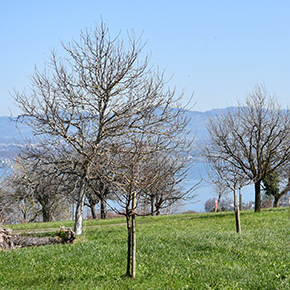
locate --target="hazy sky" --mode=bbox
[1,0,290,116]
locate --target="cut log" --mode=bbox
[0,227,75,250]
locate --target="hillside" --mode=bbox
[1,208,290,289]
[0,117,33,159]
[0,116,33,144]
[0,107,232,157]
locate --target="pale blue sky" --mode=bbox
[1,0,290,116]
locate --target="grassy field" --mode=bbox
[1,208,290,289]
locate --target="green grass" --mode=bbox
[1,208,290,289]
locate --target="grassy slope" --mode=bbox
[1,208,290,289]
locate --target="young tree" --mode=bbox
[206,85,290,212]
[104,119,193,277]
[203,155,247,233]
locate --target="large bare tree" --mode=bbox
[13,21,194,237]
[206,85,290,212]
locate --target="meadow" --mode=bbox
[1,208,290,289]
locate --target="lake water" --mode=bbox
[182,162,255,212]
[0,163,255,213]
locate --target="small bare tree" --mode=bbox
[203,150,250,233]
[105,121,194,277]
[211,180,231,212]
[204,162,231,211]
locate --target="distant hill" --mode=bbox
[0,107,234,157]
[183,107,238,142]
[0,116,33,144]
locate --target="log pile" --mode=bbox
[0,227,75,250]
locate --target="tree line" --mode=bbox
[1,20,290,277]
[203,85,290,233]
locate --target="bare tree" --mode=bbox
[206,85,290,212]
[13,21,193,235]
[103,114,194,278]
[1,173,41,224]
[211,181,231,212]
[204,162,231,211]
[87,156,114,220]
[140,150,195,216]
[203,153,247,233]
[12,21,195,280]
[85,189,99,219]
[2,147,72,223]
[274,173,290,207]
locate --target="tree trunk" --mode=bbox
[100,197,107,219]
[125,190,137,278]
[42,206,53,222]
[217,194,221,211]
[71,200,75,221]
[150,195,154,216]
[234,189,241,233]
[254,180,261,212]
[155,202,161,216]
[22,208,27,224]
[87,193,98,219]
[74,176,87,235]
[126,215,132,277]
[273,184,290,208]
[131,190,137,278]
[239,188,242,211]
[90,205,97,219]
[273,196,280,208]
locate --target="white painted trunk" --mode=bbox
[74,177,87,235]
[131,190,137,278]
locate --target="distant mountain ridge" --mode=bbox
[0,116,33,144]
[0,107,235,145]
[183,107,238,142]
